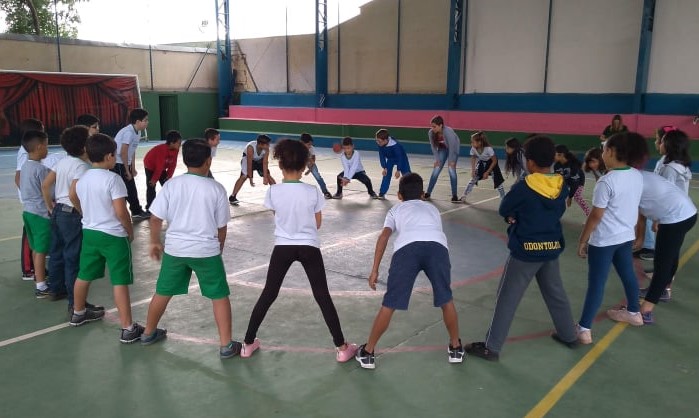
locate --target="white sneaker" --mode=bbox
[577,325,592,345]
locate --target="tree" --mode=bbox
[1,0,87,38]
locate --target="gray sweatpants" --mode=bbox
[485,256,577,353]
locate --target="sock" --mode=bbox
[36,282,48,291]
[74,309,86,316]
[577,325,590,332]
[497,186,505,198]
[123,323,135,331]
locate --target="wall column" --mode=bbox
[446,0,465,109]
[315,0,328,107]
[215,0,233,116]
[633,0,656,113]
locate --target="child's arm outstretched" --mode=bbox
[369,227,392,290]
[113,197,134,242]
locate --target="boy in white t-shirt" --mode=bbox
[334,136,377,199]
[141,139,241,358]
[228,134,276,205]
[112,108,149,219]
[71,133,144,344]
[355,173,464,369]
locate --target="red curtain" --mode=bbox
[0,72,140,144]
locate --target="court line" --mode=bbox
[524,236,699,418]
[0,193,501,350]
[0,235,21,242]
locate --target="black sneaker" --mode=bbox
[464,341,499,361]
[551,333,579,349]
[638,249,655,261]
[35,288,51,299]
[639,287,672,302]
[377,194,387,200]
[86,301,105,311]
[451,195,461,204]
[48,291,67,301]
[141,328,168,346]
[132,211,150,221]
[229,195,239,206]
[423,192,431,200]
[220,340,243,359]
[323,192,333,199]
[120,322,145,344]
[69,309,105,326]
[369,192,378,199]
[355,344,375,369]
[333,193,343,200]
[448,339,466,364]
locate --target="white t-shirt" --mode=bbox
[53,156,91,206]
[383,200,449,253]
[340,150,364,179]
[639,171,696,224]
[264,182,324,247]
[470,146,495,162]
[589,168,643,247]
[114,125,140,165]
[76,168,128,237]
[149,173,230,258]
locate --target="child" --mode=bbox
[334,136,377,199]
[625,135,696,324]
[599,114,627,148]
[425,115,460,202]
[375,128,411,200]
[143,130,182,211]
[241,139,357,362]
[465,136,578,361]
[142,139,241,358]
[554,145,591,217]
[19,130,51,297]
[577,132,644,344]
[504,137,528,183]
[228,134,276,205]
[355,173,463,369]
[461,131,505,202]
[300,133,333,199]
[40,126,105,314]
[75,114,100,136]
[583,147,606,181]
[71,133,143,344]
[113,108,149,219]
[204,128,220,178]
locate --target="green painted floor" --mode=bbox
[1,143,698,418]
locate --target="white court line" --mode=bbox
[0,194,499,349]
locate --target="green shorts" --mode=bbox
[22,211,51,254]
[156,253,229,299]
[78,229,133,286]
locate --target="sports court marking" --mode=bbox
[0,235,21,242]
[524,237,699,418]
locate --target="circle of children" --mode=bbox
[16,110,695,368]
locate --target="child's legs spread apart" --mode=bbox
[298,246,345,347]
[610,241,640,312]
[310,164,329,194]
[244,245,298,344]
[190,254,232,344]
[579,244,616,328]
[419,242,461,346]
[427,148,448,194]
[573,187,591,216]
[447,155,459,196]
[464,160,486,196]
[352,171,376,195]
[646,214,696,304]
[534,258,577,342]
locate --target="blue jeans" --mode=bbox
[48,204,83,305]
[642,219,655,250]
[308,164,329,195]
[426,148,458,196]
[579,241,639,328]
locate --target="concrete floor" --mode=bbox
[1,142,698,418]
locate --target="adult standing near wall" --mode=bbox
[599,115,628,148]
[425,116,461,203]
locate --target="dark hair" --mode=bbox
[21,130,48,153]
[256,134,272,144]
[524,135,556,168]
[662,129,691,167]
[606,132,644,164]
[583,147,606,173]
[273,138,309,172]
[76,114,99,127]
[554,144,582,170]
[341,136,353,146]
[299,133,313,144]
[398,172,423,201]
[60,125,89,157]
[128,108,148,124]
[470,130,491,148]
[19,118,44,134]
[375,129,389,140]
[204,128,219,140]
[430,115,444,126]
[612,114,622,121]
[504,137,523,176]
[86,133,116,163]
[182,138,211,168]
[165,130,182,145]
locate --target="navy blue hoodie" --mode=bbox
[499,173,568,262]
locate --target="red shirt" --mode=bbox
[143,144,179,183]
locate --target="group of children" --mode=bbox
[13,109,696,368]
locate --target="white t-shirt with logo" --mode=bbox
[76,168,128,237]
[639,171,696,224]
[149,173,230,258]
[470,146,495,162]
[264,182,324,247]
[589,167,643,247]
[383,200,449,253]
[53,156,91,206]
[114,125,140,165]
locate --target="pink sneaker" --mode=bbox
[241,338,260,358]
[607,307,643,326]
[336,343,358,363]
[577,325,592,345]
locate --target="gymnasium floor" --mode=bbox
[1,141,698,418]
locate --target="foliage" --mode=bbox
[1,0,86,38]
